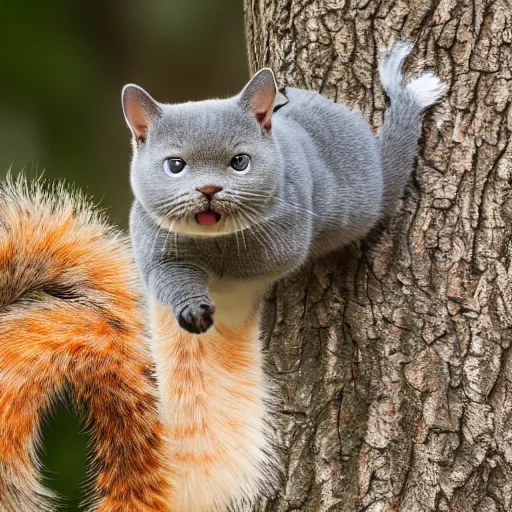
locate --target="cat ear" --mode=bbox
[238,68,277,132]
[122,84,162,143]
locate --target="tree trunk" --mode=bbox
[244,1,512,511]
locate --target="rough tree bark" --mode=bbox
[244,1,512,511]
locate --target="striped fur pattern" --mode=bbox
[150,300,276,512]
[0,177,174,511]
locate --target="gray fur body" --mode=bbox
[127,43,446,332]
[131,88,380,274]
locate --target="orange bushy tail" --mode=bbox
[0,176,174,511]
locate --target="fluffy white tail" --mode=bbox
[377,42,447,215]
[379,41,448,110]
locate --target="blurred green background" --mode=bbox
[0,0,247,509]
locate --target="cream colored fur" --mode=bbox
[150,284,275,512]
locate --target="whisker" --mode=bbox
[238,216,247,250]
[239,212,268,252]
[244,197,340,228]
[238,202,265,221]
[238,208,278,255]
[232,216,241,255]
[230,189,275,199]
[233,189,340,222]
[165,200,192,218]
[229,190,273,206]
[270,196,322,218]
[154,191,189,207]
[238,202,297,232]
[150,229,163,257]
[162,220,175,253]
[235,209,260,244]
[228,197,265,213]
[162,228,171,253]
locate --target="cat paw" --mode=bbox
[177,299,215,334]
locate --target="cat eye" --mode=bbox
[230,154,250,172]
[164,158,187,176]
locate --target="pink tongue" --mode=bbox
[196,211,219,226]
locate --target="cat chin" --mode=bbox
[157,214,244,237]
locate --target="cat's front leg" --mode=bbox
[148,262,214,334]
[130,203,215,334]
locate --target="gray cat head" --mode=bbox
[122,70,282,236]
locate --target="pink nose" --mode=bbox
[196,185,223,199]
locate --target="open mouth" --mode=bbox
[195,209,222,226]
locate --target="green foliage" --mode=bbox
[42,404,88,509]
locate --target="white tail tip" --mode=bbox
[406,71,448,109]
